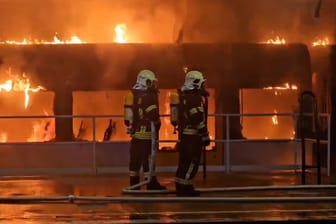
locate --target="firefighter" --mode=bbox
[170,70,210,196]
[124,69,167,190]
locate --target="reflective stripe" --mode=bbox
[138,108,144,119]
[182,128,198,135]
[144,172,156,178]
[197,106,204,112]
[185,163,195,180]
[196,122,205,130]
[145,104,157,113]
[189,106,204,115]
[132,124,152,139]
[144,172,150,178]
[129,171,140,177]
[189,107,198,115]
[133,132,152,139]
[175,177,193,185]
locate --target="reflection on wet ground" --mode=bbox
[0,171,336,223]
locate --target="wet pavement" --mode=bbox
[0,171,336,223]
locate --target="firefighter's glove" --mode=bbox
[201,132,210,146]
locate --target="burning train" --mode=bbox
[0,41,332,173]
[0,0,335,175]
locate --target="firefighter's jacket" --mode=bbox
[124,89,161,140]
[170,89,208,136]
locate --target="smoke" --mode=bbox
[182,0,335,43]
[0,0,178,43]
[0,0,335,43]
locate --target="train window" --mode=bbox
[240,87,298,139]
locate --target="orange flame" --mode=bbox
[114,24,128,43]
[272,110,279,125]
[0,35,86,45]
[0,69,46,109]
[312,37,330,47]
[264,83,297,97]
[27,118,54,142]
[264,83,298,90]
[262,36,286,45]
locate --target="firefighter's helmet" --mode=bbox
[134,69,157,90]
[183,70,206,90]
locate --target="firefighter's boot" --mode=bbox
[175,182,200,197]
[130,176,140,190]
[146,176,167,190]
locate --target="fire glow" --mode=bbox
[312,37,330,47]
[263,36,286,45]
[0,69,46,109]
[241,87,297,140]
[272,110,279,125]
[264,83,298,90]
[114,24,128,43]
[0,35,86,45]
[1,23,131,45]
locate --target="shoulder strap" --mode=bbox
[202,94,208,127]
[177,89,186,107]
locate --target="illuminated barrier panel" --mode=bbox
[0,91,55,143]
[0,142,130,175]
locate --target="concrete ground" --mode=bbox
[0,171,336,223]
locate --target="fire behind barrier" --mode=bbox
[0,43,314,142]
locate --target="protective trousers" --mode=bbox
[175,134,203,186]
[129,138,151,176]
[129,138,166,190]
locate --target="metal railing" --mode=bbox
[205,112,330,176]
[0,112,331,176]
[299,91,322,184]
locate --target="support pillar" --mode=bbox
[53,82,74,141]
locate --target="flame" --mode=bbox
[0,68,46,109]
[51,35,85,44]
[264,83,298,90]
[312,37,330,47]
[272,110,279,125]
[262,36,286,45]
[114,24,128,43]
[27,119,54,142]
[0,35,86,45]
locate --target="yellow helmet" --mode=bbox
[134,69,157,90]
[183,70,206,90]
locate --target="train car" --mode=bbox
[0,42,329,175]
